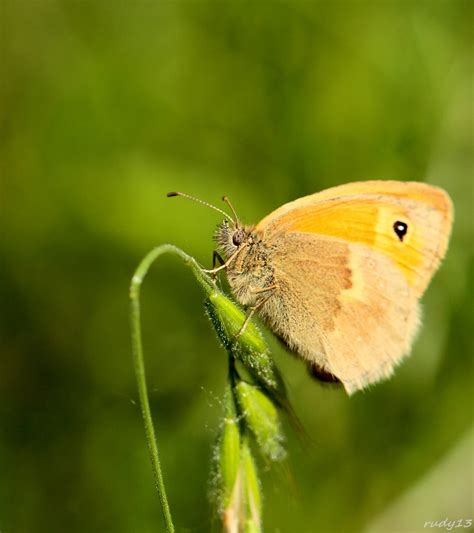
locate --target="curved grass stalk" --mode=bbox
[129,244,212,533]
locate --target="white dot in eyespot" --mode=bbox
[393,221,408,241]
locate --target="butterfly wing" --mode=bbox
[257,180,453,297]
[255,181,453,393]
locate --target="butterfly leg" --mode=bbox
[212,251,225,269]
[234,307,257,340]
[234,285,278,339]
[201,244,248,274]
[210,251,225,281]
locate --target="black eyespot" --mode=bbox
[232,229,246,246]
[393,221,408,242]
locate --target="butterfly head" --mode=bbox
[214,219,253,260]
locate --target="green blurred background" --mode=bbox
[1,1,472,532]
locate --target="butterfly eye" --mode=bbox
[232,229,246,246]
[393,221,408,242]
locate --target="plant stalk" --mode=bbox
[129,244,211,533]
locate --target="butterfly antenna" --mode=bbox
[222,196,240,227]
[167,191,235,223]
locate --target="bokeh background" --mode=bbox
[1,1,472,532]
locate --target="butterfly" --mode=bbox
[169,181,453,394]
